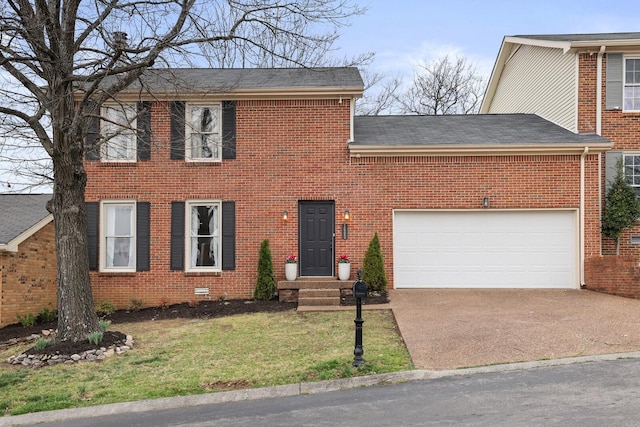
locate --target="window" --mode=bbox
[101,104,137,161]
[186,200,221,271]
[101,201,136,271]
[186,103,222,161]
[624,154,640,197]
[624,58,640,111]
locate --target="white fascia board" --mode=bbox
[349,142,613,157]
[504,36,572,52]
[0,214,53,253]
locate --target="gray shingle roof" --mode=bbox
[352,114,610,146]
[110,67,364,93]
[512,33,640,42]
[0,194,52,244]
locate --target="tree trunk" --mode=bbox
[52,130,100,342]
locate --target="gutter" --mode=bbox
[348,142,612,157]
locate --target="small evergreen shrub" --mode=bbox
[38,308,57,323]
[95,301,116,316]
[16,313,36,327]
[129,299,144,312]
[88,331,104,345]
[603,159,640,254]
[254,239,276,300]
[362,232,388,293]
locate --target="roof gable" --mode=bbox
[0,194,53,252]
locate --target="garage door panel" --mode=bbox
[393,210,577,289]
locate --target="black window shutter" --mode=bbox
[136,202,150,271]
[606,53,623,110]
[170,101,185,160]
[85,106,101,161]
[222,101,236,160]
[170,201,185,270]
[137,101,151,161]
[86,202,99,270]
[222,201,236,270]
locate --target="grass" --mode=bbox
[0,310,412,416]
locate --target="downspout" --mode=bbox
[580,146,588,288]
[349,97,355,143]
[596,46,605,135]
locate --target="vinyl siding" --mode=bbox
[487,45,577,132]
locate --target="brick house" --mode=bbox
[0,194,56,326]
[83,67,610,308]
[481,32,640,297]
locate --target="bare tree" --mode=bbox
[356,68,402,115]
[0,0,363,342]
[398,55,486,115]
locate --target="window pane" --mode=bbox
[189,204,219,268]
[187,105,220,160]
[103,105,136,160]
[104,204,134,269]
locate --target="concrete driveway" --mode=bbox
[389,289,640,370]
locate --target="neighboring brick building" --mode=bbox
[82,67,610,308]
[0,194,56,327]
[481,32,640,297]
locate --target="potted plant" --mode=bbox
[338,254,351,281]
[285,254,297,281]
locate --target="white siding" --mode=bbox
[487,45,577,132]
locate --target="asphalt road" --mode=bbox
[24,357,640,427]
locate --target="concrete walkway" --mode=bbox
[389,289,640,370]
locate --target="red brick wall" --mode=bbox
[0,222,57,327]
[85,98,600,308]
[579,54,640,258]
[585,255,640,299]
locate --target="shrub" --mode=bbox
[254,239,276,300]
[129,299,144,312]
[88,331,104,345]
[38,307,57,323]
[34,338,50,351]
[362,232,388,293]
[95,301,116,316]
[16,313,36,327]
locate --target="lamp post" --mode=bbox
[352,269,367,367]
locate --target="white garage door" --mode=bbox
[393,210,578,289]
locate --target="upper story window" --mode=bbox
[101,200,136,272]
[624,58,640,111]
[186,103,222,161]
[101,104,137,161]
[186,200,221,271]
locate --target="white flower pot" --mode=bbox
[338,263,351,281]
[285,263,297,281]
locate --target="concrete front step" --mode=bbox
[277,279,346,290]
[298,288,341,307]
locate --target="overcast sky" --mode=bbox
[337,0,638,79]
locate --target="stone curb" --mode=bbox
[3,351,640,426]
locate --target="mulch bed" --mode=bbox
[2,293,388,358]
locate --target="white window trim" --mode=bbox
[624,56,640,113]
[100,200,136,273]
[185,102,222,162]
[100,103,137,162]
[185,199,222,272]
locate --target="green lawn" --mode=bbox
[0,310,412,416]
